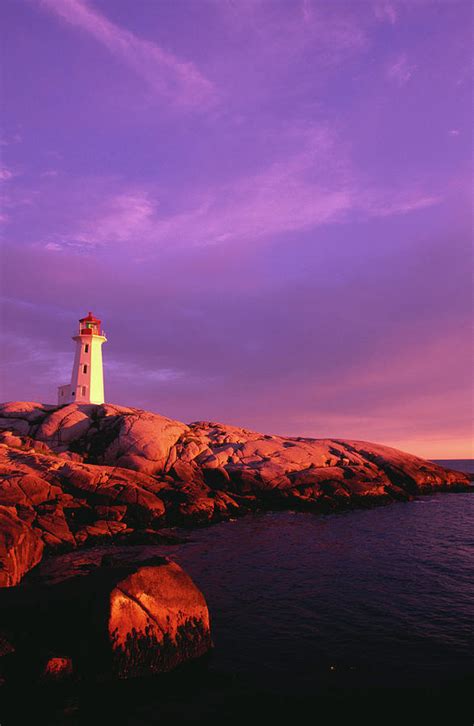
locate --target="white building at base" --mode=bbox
[58,312,107,405]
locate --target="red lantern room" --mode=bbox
[79,311,101,336]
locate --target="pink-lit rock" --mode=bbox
[109,560,211,677]
[0,505,44,586]
[0,401,470,585]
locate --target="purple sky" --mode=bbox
[1,0,472,457]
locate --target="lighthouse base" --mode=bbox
[57,383,104,406]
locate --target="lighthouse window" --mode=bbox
[83,364,88,374]
[82,386,86,396]
[84,344,89,353]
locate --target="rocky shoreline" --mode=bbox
[0,401,470,688]
[0,400,470,587]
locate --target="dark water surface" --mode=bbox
[5,489,474,725]
[157,492,474,722]
[432,459,474,474]
[168,494,474,692]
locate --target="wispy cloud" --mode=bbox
[44,190,156,251]
[386,53,415,86]
[78,191,154,247]
[42,126,353,251]
[0,168,14,182]
[364,191,442,217]
[214,0,367,67]
[0,331,72,389]
[41,124,442,254]
[107,359,184,384]
[0,133,22,147]
[40,0,216,109]
[0,168,16,223]
[374,2,398,25]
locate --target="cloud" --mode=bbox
[301,0,313,24]
[40,0,215,109]
[386,53,415,85]
[41,125,353,251]
[0,169,16,223]
[40,125,442,253]
[0,331,72,397]
[0,168,14,181]
[365,191,442,217]
[72,191,156,248]
[213,0,367,68]
[107,359,185,384]
[0,133,22,147]
[374,2,397,25]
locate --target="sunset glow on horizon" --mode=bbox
[0,0,472,459]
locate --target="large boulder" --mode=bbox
[0,555,212,683]
[109,559,211,677]
[35,404,95,448]
[0,402,55,424]
[98,408,189,474]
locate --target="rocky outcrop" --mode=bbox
[0,506,44,587]
[0,401,470,584]
[0,554,211,685]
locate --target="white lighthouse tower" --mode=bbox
[58,312,107,405]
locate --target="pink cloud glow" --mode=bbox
[386,53,415,86]
[40,0,216,108]
[29,123,444,254]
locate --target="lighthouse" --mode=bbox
[57,312,107,405]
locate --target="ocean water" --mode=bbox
[165,492,474,690]
[5,486,474,725]
[432,459,474,474]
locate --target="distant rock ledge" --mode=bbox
[0,401,470,587]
